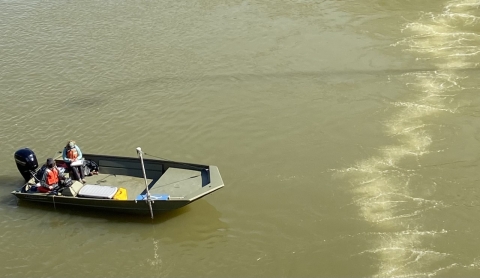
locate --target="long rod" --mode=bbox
[137,147,154,219]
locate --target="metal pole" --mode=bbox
[137,147,154,219]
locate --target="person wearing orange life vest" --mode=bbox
[39,158,66,193]
[62,140,86,183]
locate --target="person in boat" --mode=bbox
[39,158,66,193]
[62,140,86,183]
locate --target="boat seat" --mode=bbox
[78,184,118,199]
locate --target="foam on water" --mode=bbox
[334,0,480,276]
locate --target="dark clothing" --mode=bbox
[62,144,85,182]
[67,161,85,181]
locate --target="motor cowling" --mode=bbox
[14,148,39,182]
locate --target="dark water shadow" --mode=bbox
[12,200,193,224]
[1,173,228,247]
[0,172,182,223]
[0,175,26,205]
[0,175,220,226]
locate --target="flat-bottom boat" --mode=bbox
[11,147,224,218]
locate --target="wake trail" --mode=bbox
[334,0,480,276]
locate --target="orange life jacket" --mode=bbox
[66,147,78,160]
[46,168,59,185]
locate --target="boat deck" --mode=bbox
[82,173,151,200]
[148,167,204,199]
[80,167,204,200]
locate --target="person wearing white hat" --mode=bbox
[62,140,86,183]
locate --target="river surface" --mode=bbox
[1,0,480,277]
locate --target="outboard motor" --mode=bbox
[14,148,39,182]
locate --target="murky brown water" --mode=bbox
[1,0,480,277]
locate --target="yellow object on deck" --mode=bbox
[113,187,128,200]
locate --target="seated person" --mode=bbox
[39,158,66,193]
[62,140,86,183]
